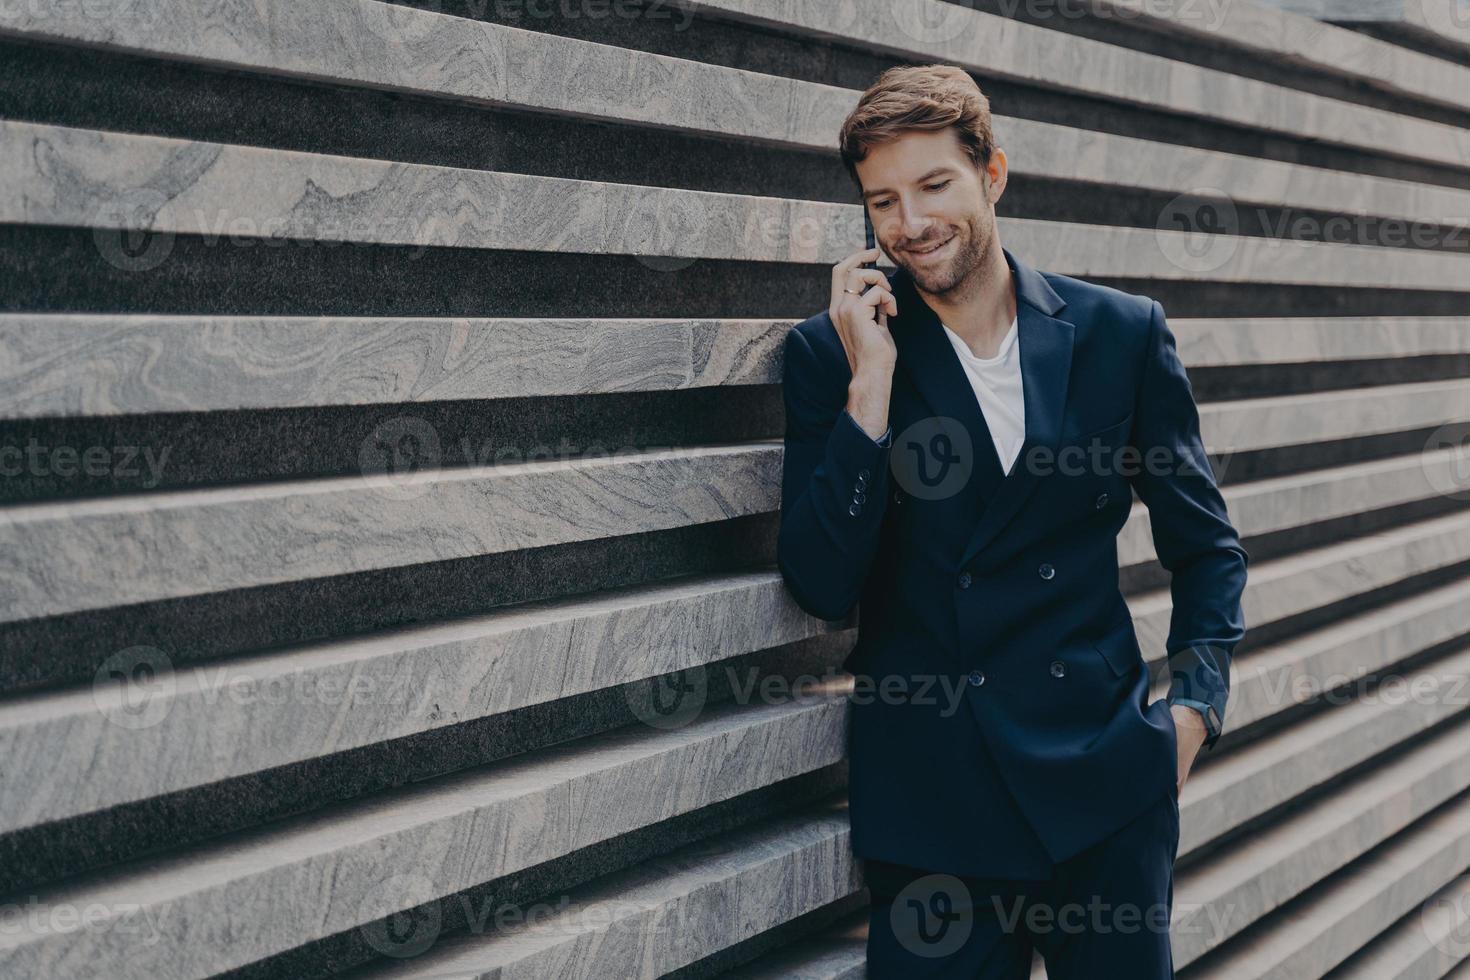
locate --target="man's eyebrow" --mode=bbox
[861,167,957,201]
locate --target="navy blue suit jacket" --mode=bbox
[777,245,1249,877]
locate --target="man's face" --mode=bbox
[855,128,1004,297]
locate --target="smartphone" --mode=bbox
[863,209,877,270]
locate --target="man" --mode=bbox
[776,65,1248,978]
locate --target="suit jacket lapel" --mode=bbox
[887,246,1076,569]
[888,266,1007,504]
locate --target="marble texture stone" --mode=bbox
[355,800,858,979]
[1170,316,1470,367]
[11,120,1470,295]
[0,571,837,835]
[1177,629,1470,853]
[1327,872,1470,978]
[2,0,1468,172]
[0,443,783,623]
[0,313,788,419]
[1130,507,1470,664]
[681,0,1470,168]
[1176,717,1470,963]
[1251,0,1470,56]
[1093,0,1470,114]
[5,120,1470,291]
[0,693,850,979]
[1118,444,1466,567]
[1178,762,1470,974]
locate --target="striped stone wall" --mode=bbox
[1,0,1469,977]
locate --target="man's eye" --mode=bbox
[874,201,893,211]
[926,181,951,192]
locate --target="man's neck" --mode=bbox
[919,244,1017,361]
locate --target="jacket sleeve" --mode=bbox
[776,322,895,622]
[1130,299,1250,751]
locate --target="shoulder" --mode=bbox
[1042,270,1156,332]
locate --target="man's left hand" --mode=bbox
[1170,704,1208,795]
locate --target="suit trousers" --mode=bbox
[863,784,1180,978]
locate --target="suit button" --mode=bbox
[853,491,867,505]
[968,669,985,686]
[957,571,972,590]
[893,489,903,504]
[857,468,871,482]
[1050,660,1066,678]
[848,502,862,517]
[1095,492,1109,509]
[1038,562,1055,580]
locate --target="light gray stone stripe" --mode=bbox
[717,913,867,980]
[1118,445,1468,567]
[1130,507,1470,666]
[1179,746,1470,973]
[11,505,1466,836]
[5,121,1470,290]
[0,315,791,420]
[5,311,1465,421]
[1173,681,1470,966]
[1,426,1459,624]
[0,693,849,980]
[0,571,839,835]
[0,443,784,623]
[0,0,853,150]
[354,802,857,980]
[1252,0,1470,57]
[680,0,1470,169]
[1200,377,1470,453]
[1327,871,1470,979]
[1091,0,1470,115]
[4,0,1467,169]
[16,109,1470,269]
[1171,316,1470,367]
[1181,590,1470,852]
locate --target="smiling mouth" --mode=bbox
[908,237,953,256]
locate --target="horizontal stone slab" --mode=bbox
[0,571,838,835]
[0,443,783,623]
[354,799,857,979]
[1199,378,1470,454]
[4,426,1456,624]
[5,121,1470,290]
[5,0,1465,171]
[681,0,1470,170]
[1253,0,1470,57]
[1326,868,1470,979]
[1181,752,1470,974]
[0,692,849,979]
[1130,507,1470,664]
[1174,706,1470,965]
[5,311,1467,422]
[1119,444,1466,567]
[1091,0,1470,117]
[1171,316,1470,368]
[0,313,790,419]
[1180,630,1470,854]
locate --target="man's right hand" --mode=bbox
[830,246,898,441]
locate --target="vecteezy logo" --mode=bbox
[625,666,708,731]
[93,187,174,273]
[357,873,443,959]
[1154,187,1239,276]
[358,415,442,501]
[889,873,975,958]
[891,416,973,501]
[92,646,176,730]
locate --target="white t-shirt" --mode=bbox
[939,315,1024,475]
